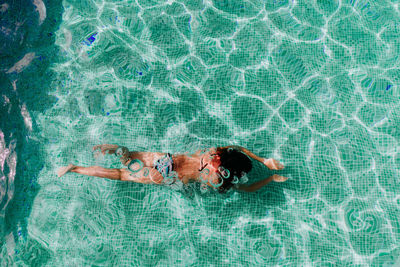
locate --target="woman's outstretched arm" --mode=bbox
[236,175,288,192]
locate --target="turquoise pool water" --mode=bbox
[1,0,400,266]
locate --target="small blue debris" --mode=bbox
[15,249,18,254]
[138,72,142,75]
[83,33,98,46]
[106,112,110,115]
[386,84,392,91]
[18,231,22,236]
[102,108,104,111]
[87,34,97,43]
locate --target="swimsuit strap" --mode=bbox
[199,157,208,172]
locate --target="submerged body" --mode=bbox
[58,144,288,192]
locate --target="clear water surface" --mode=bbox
[1,0,400,266]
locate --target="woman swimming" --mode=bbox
[57,144,288,192]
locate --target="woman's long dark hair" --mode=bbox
[213,147,252,193]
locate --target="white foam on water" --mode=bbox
[0,3,9,13]
[165,123,188,139]
[6,53,36,74]
[20,103,33,132]
[0,25,12,36]
[63,29,72,50]
[0,132,16,220]
[5,232,15,256]
[33,0,46,25]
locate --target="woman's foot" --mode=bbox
[272,174,289,182]
[264,158,285,170]
[57,164,75,177]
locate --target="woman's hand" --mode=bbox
[263,158,285,170]
[272,174,288,182]
[93,144,119,155]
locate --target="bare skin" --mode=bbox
[57,144,288,192]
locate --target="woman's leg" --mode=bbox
[58,164,164,184]
[70,165,120,180]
